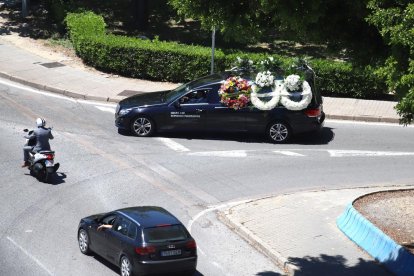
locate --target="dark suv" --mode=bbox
[78,206,197,276]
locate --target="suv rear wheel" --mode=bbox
[120,255,133,276]
[267,121,291,143]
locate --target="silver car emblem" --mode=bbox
[167,244,175,249]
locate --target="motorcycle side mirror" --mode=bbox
[23,129,28,132]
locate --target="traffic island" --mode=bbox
[337,190,414,276]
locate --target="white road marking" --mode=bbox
[188,150,247,158]
[156,137,190,152]
[328,150,414,157]
[94,106,115,113]
[188,199,253,232]
[0,78,76,102]
[188,199,256,276]
[0,78,118,108]
[6,236,53,276]
[273,150,306,156]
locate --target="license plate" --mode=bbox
[45,160,53,167]
[161,249,181,257]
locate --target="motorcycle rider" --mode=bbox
[22,118,54,167]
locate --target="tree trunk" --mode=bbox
[132,0,149,31]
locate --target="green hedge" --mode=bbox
[65,12,388,99]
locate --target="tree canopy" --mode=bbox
[168,0,385,62]
[169,0,413,124]
[367,0,414,124]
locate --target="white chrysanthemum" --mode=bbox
[255,71,275,87]
[285,74,301,91]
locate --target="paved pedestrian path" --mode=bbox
[221,186,412,275]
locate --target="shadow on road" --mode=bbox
[256,271,282,275]
[291,127,335,145]
[287,254,389,276]
[118,127,335,145]
[91,253,204,276]
[49,171,67,185]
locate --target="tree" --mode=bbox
[168,0,385,62]
[366,0,414,124]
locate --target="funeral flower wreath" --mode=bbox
[279,74,313,111]
[250,71,281,110]
[218,76,251,110]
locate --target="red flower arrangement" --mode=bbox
[218,76,252,110]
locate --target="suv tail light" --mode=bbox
[186,240,197,249]
[135,246,156,255]
[304,108,321,117]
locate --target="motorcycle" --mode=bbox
[23,129,60,183]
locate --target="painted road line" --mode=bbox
[0,78,76,102]
[188,150,247,158]
[328,150,414,157]
[156,137,190,152]
[273,150,306,157]
[94,106,115,113]
[6,236,53,276]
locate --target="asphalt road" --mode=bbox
[1,78,414,276]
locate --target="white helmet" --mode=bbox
[36,118,46,127]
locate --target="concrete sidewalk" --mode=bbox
[220,186,412,275]
[0,37,407,275]
[0,37,400,124]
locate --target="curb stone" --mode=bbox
[218,210,297,275]
[326,114,400,124]
[0,71,116,102]
[337,190,414,276]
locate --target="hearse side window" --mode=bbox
[180,90,208,104]
[205,84,221,103]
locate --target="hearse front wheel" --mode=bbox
[131,116,155,137]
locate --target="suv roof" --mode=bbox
[116,206,181,228]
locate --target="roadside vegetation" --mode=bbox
[1,0,413,124]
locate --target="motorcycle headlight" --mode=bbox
[119,108,133,116]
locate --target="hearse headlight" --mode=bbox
[119,107,133,116]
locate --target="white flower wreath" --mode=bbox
[279,76,313,111]
[250,81,281,110]
[284,74,301,91]
[255,71,275,87]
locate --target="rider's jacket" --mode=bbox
[28,127,54,152]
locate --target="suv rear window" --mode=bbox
[143,225,189,243]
